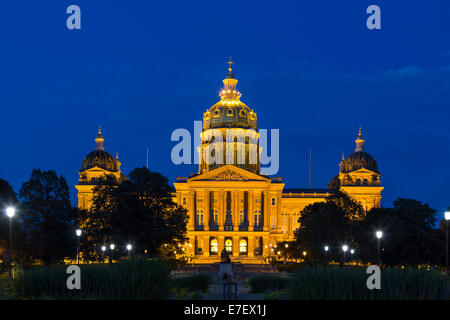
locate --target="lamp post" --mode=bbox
[350,249,355,263]
[109,244,115,264]
[376,231,383,265]
[445,210,450,275]
[324,245,329,264]
[342,245,348,265]
[126,244,132,257]
[6,207,15,279]
[101,246,106,263]
[76,229,82,264]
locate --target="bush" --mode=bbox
[14,256,172,300]
[276,262,303,273]
[288,266,449,300]
[248,275,289,293]
[171,274,212,293]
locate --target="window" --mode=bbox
[198,198,203,202]
[254,210,262,226]
[256,199,261,203]
[239,239,248,254]
[356,179,361,185]
[225,239,233,253]
[213,209,219,224]
[182,197,187,205]
[271,198,276,205]
[196,209,204,226]
[210,238,218,254]
[363,179,368,185]
[239,210,245,224]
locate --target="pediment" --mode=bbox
[188,165,270,182]
[350,168,379,175]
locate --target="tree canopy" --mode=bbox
[80,167,188,261]
[18,169,77,265]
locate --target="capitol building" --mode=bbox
[75,63,383,264]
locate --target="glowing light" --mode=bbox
[324,246,329,252]
[376,231,383,239]
[6,207,15,218]
[110,244,115,250]
[342,245,348,252]
[126,244,132,251]
[445,210,450,221]
[101,246,106,252]
[76,229,82,237]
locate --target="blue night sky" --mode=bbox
[0,1,449,220]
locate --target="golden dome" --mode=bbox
[202,60,257,131]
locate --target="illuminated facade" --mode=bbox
[75,63,383,264]
[173,63,383,264]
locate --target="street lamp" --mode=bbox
[5,207,15,279]
[350,249,355,262]
[376,231,383,264]
[75,229,81,264]
[445,210,450,275]
[101,245,106,263]
[324,245,329,264]
[109,244,115,264]
[342,245,348,265]
[126,244,132,257]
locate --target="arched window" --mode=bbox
[239,239,247,254]
[356,179,361,185]
[225,239,233,253]
[210,238,218,254]
[363,179,368,185]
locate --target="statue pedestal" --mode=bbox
[218,263,233,281]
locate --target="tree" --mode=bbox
[294,191,363,264]
[19,169,77,265]
[354,198,442,266]
[80,167,188,261]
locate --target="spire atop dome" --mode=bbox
[355,126,365,152]
[95,125,104,151]
[220,58,241,100]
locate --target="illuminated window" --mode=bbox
[363,179,368,185]
[210,239,218,253]
[356,179,361,185]
[239,210,245,224]
[239,239,247,253]
[182,197,186,205]
[225,239,233,252]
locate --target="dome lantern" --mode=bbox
[355,127,365,152]
[95,126,104,151]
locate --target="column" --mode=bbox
[218,236,224,254]
[276,194,282,232]
[248,191,254,231]
[219,190,224,231]
[188,191,195,231]
[263,191,269,231]
[233,191,239,229]
[232,236,239,257]
[203,236,210,257]
[204,189,209,231]
[248,236,254,257]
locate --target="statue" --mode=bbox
[221,248,231,263]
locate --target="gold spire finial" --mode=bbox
[341,152,345,161]
[358,126,362,138]
[227,57,233,74]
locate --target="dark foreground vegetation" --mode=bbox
[248,266,449,300]
[0,257,211,300]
